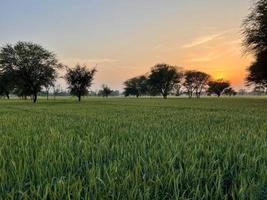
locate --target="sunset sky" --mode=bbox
[0,0,254,90]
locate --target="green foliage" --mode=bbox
[148,64,183,99]
[243,0,267,87]
[0,97,267,199]
[124,75,148,98]
[183,71,210,98]
[65,65,96,101]
[99,85,113,97]
[242,0,267,55]
[246,52,267,87]
[208,80,230,97]
[0,42,59,103]
[223,87,237,96]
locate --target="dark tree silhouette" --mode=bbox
[207,80,230,97]
[223,87,237,96]
[0,71,14,99]
[100,84,113,97]
[0,42,59,103]
[65,64,96,102]
[246,52,267,87]
[183,70,210,98]
[243,0,267,87]
[124,75,148,98]
[147,64,183,99]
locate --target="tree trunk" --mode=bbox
[163,95,167,99]
[5,92,9,99]
[47,90,49,100]
[78,95,81,102]
[33,93,37,103]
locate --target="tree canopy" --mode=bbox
[147,64,183,99]
[65,64,96,101]
[183,71,210,98]
[243,0,267,87]
[0,42,59,102]
[124,75,148,98]
[99,85,113,97]
[207,80,230,97]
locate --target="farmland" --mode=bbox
[0,97,267,199]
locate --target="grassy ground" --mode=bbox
[0,97,267,199]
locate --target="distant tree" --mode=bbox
[0,42,60,103]
[65,64,96,101]
[0,71,14,99]
[147,64,183,99]
[183,70,210,98]
[100,84,113,97]
[207,80,230,97]
[174,84,183,96]
[110,90,120,96]
[223,87,237,96]
[238,89,247,96]
[242,0,267,88]
[253,84,266,95]
[124,75,148,98]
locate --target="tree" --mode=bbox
[65,64,96,102]
[238,89,247,96]
[99,84,113,97]
[0,71,14,99]
[147,64,183,99]
[242,0,267,55]
[0,42,59,103]
[253,84,266,95]
[183,70,210,98]
[242,0,267,87]
[223,87,237,96]
[207,80,230,97]
[124,75,148,98]
[246,52,267,87]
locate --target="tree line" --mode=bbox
[123,64,234,99]
[0,42,234,102]
[0,0,266,102]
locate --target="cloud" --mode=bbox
[187,53,220,63]
[182,33,225,49]
[62,58,118,66]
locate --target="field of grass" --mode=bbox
[0,97,267,199]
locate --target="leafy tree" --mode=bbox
[253,84,266,95]
[207,80,230,97]
[0,71,14,99]
[0,42,59,103]
[242,0,267,55]
[174,84,183,96]
[110,90,120,96]
[183,70,210,98]
[246,52,267,87]
[242,0,267,87]
[224,87,237,96]
[238,89,247,96]
[147,64,183,99]
[65,64,96,101]
[124,75,148,98]
[99,84,113,97]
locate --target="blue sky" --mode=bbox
[0,0,252,90]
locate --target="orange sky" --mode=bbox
[60,28,253,90]
[0,0,253,91]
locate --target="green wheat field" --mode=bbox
[0,97,267,199]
